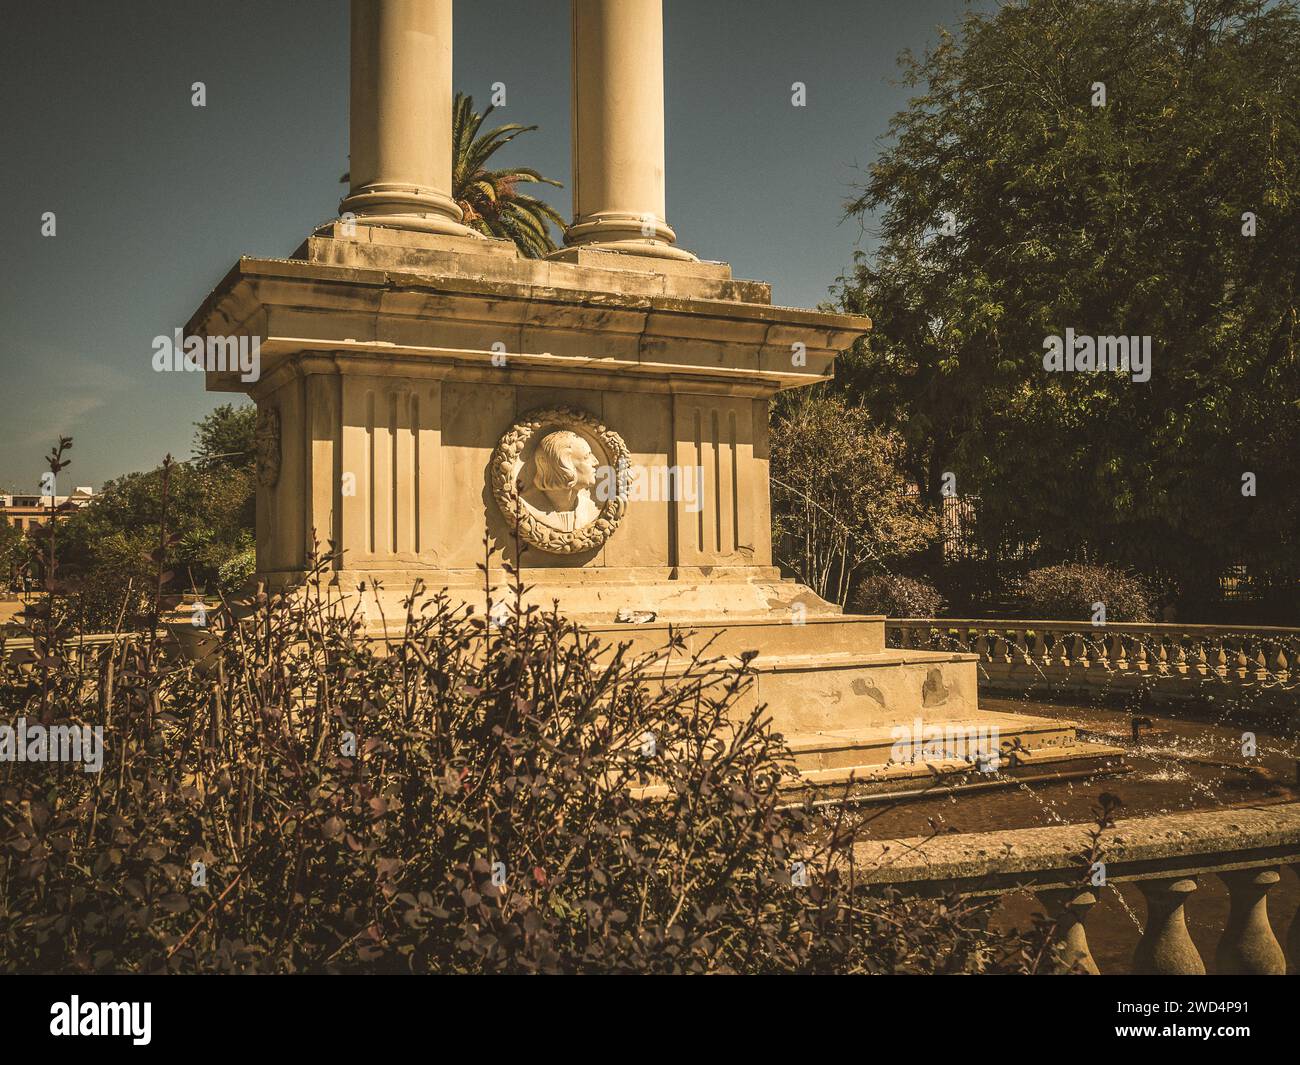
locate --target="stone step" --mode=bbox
[626,646,982,736]
[779,715,1124,792]
[783,711,1079,771]
[784,741,1125,793]
[582,612,886,658]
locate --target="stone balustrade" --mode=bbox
[886,619,1300,706]
[1,632,149,674]
[851,803,1300,974]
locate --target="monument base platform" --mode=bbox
[295,567,1126,792]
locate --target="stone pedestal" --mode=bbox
[186,225,1118,787]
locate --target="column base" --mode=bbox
[547,246,729,280]
[304,220,515,265]
[562,238,699,262]
[339,184,483,240]
[561,212,697,262]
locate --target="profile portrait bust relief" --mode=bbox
[490,407,630,555]
[522,429,602,532]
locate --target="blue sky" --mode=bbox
[0,0,986,489]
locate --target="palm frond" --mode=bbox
[450,91,564,257]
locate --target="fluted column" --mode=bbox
[1037,888,1101,974]
[1134,877,1205,975]
[561,0,696,260]
[1216,868,1286,974]
[340,0,478,237]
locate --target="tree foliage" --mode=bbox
[852,574,946,619]
[0,521,25,590]
[55,405,256,628]
[1018,563,1154,622]
[770,391,938,606]
[452,93,566,257]
[837,0,1300,610]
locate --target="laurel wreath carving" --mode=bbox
[255,406,281,488]
[490,406,630,555]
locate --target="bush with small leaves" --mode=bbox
[1018,564,1153,622]
[852,574,945,618]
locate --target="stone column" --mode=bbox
[561,0,696,261]
[340,0,477,237]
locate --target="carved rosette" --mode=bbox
[490,406,630,555]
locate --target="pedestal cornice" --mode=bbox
[187,241,871,397]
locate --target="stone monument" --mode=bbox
[186,0,1119,790]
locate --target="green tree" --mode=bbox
[837,0,1300,613]
[57,405,257,627]
[193,402,256,468]
[0,520,28,592]
[770,391,938,606]
[452,93,565,256]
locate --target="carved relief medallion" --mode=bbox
[255,406,281,487]
[490,407,630,554]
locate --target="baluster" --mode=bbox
[1187,638,1206,678]
[1040,631,1060,681]
[1013,629,1030,670]
[1272,645,1289,685]
[1215,867,1285,975]
[1172,637,1188,676]
[1037,887,1101,974]
[1029,630,1048,670]
[1253,643,1270,683]
[1286,863,1300,975]
[1109,632,1128,671]
[1080,629,1098,667]
[1084,628,1109,685]
[1043,632,1059,667]
[1075,631,1091,669]
[1068,633,1084,669]
[1134,877,1205,975]
[1234,638,1250,681]
[1213,643,1229,679]
[1156,636,1170,677]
